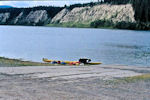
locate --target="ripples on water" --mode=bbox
[105,43,150,66]
[106,44,144,49]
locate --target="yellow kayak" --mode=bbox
[43,58,53,62]
[87,62,102,65]
[63,61,79,64]
[43,58,80,65]
[43,58,102,65]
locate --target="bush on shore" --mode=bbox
[90,20,150,30]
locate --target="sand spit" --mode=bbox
[0,65,150,100]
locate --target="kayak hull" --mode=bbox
[43,58,53,62]
[87,62,102,65]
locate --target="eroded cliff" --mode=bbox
[0,6,62,25]
[51,4,135,24]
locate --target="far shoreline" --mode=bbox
[0,56,149,68]
[0,24,148,32]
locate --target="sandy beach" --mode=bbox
[0,65,150,100]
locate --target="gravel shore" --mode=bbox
[0,65,150,100]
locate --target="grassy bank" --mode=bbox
[104,74,150,86]
[122,74,150,82]
[110,74,150,84]
[0,57,52,67]
[47,20,150,30]
[47,22,90,28]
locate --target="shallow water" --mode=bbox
[0,26,150,67]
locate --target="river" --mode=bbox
[0,26,150,67]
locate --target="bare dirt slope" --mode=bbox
[52,4,135,24]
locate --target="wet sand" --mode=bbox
[0,65,150,100]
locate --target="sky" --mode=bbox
[0,0,98,7]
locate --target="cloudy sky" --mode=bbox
[0,0,98,7]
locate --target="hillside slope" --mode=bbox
[0,3,150,30]
[51,4,135,24]
[0,10,50,25]
[0,6,63,25]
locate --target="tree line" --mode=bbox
[132,0,150,23]
[102,0,132,4]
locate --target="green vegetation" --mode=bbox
[113,74,150,84]
[90,20,150,30]
[0,57,52,67]
[123,74,150,82]
[47,20,150,30]
[90,20,114,29]
[65,2,102,10]
[47,22,90,28]
[132,0,150,23]
[105,74,150,85]
[103,0,132,4]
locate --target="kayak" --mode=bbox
[43,58,102,65]
[87,62,102,65]
[63,61,79,64]
[42,58,80,65]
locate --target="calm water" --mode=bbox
[0,26,150,67]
